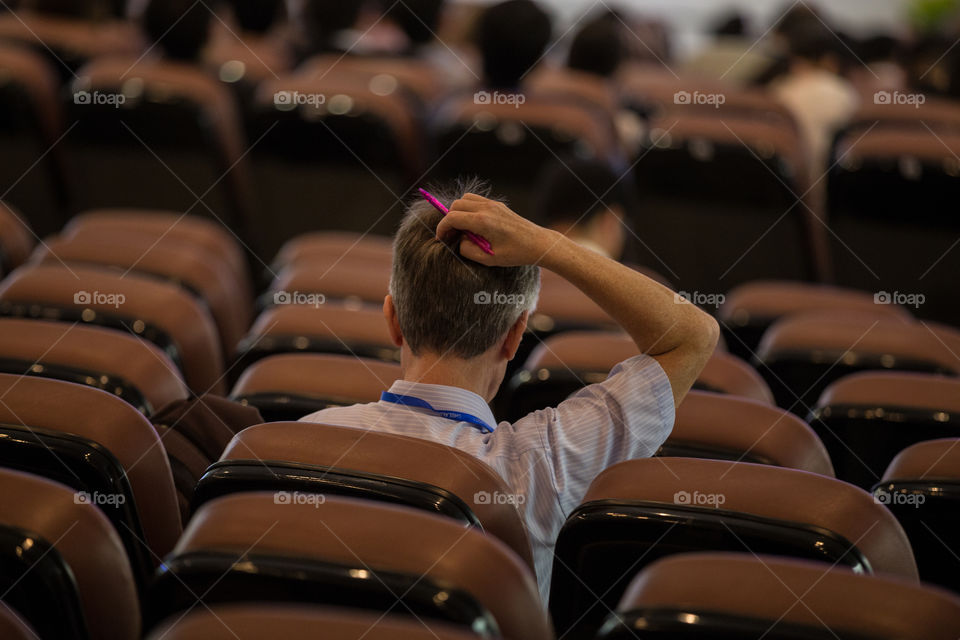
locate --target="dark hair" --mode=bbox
[567,18,624,78]
[476,0,551,89]
[713,12,745,37]
[534,158,629,227]
[785,21,838,63]
[227,0,283,34]
[390,178,540,359]
[383,0,445,47]
[304,0,361,52]
[143,0,211,61]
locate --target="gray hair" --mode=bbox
[389,179,540,359]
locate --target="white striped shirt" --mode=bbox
[299,354,675,604]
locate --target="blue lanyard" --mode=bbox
[380,391,495,434]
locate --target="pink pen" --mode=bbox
[419,187,495,256]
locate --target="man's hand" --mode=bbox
[438,193,558,266]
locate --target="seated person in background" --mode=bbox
[567,14,624,80]
[300,179,719,601]
[534,158,631,261]
[142,0,211,62]
[475,0,551,90]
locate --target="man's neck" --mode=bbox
[401,354,495,401]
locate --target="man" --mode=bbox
[300,181,719,602]
[475,0,551,89]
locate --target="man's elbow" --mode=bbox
[691,310,721,363]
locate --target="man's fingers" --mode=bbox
[449,197,484,212]
[461,192,487,201]
[436,211,475,241]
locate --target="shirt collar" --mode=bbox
[384,379,498,429]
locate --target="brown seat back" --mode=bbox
[0,201,34,271]
[817,370,960,416]
[0,605,38,640]
[269,261,390,307]
[177,494,551,640]
[272,231,394,271]
[883,438,960,483]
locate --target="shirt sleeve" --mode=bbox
[510,354,676,513]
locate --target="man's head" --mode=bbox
[567,17,624,78]
[227,0,283,35]
[386,180,540,398]
[143,0,211,62]
[382,0,445,49]
[475,0,551,89]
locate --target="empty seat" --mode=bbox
[599,552,960,639]
[230,354,400,422]
[810,372,960,489]
[873,438,960,594]
[151,494,551,640]
[719,280,913,361]
[0,318,188,415]
[0,374,181,590]
[234,303,398,372]
[755,312,960,414]
[0,263,225,394]
[663,390,833,475]
[149,604,483,640]
[504,331,772,421]
[0,468,139,640]
[266,260,390,308]
[549,457,916,638]
[271,231,394,272]
[0,201,34,274]
[194,421,534,570]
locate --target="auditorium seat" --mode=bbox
[526,66,621,117]
[598,552,960,639]
[234,303,398,373]
[0,263,226,394]
[755,312,960,414]
[64,58,252,241]
[873,438,960,594]
[230,354,400,422]
[0,468,139,640]
[0,201,33,274]
[719,280,913,361]
[0,605,38,640]
[810,372,960,488]
[504,331,772,420]
[150,494,551,640]
[300,54,448,106]
[0,374,181,590]
[193,421,534,570]
[845,95,960,136]
[265,259,391,309]
[148,604,485,640]
[271,231,394,272]
[661,390,833,475]
[549,457,916,638]
[0,43,68,236]
[34,229,252,356]
[0,318,188,415]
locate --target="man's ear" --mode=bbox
[383,294,403,347]
[501,310,529,361]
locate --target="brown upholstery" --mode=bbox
[63,209,250,302]
[531,270,615,331]
[0,317,188,414]
[300,54,447,105]
[176,494,551,640]
[34,229,252,355]
[0,374,181,558]
[148,604,485,640]
[836,126,960,165]
[0,201,34,270]
[272,231,394,271]
[0,604,38,640]
[720,280,913,328]
[849,95,960,133]
[527,67,620,115]
[0,468,139,640]
[584,457,918,579]
[0,42,62,145]
[672,390,833,475]
[205,18,294,85]
[757,311,960,374]
[232,353,400,404]
[269,261,391,306]
[0,263,225,394]
[817,370,960,415]
[883,438,960,483]
[0,11,142,62]
[220,421,534,569]
[524,331,773,404]
[618,552,960,640]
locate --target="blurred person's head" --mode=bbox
[382,0,445,49]
[304,0,361,53]
[567,17,624,78]
[143,0,211,61]
[859,34,903,65]
[386,179,540,400]
[713,12,746,37]
[476,0,551,89]
[785,21,842,72]
[227,0,284,34]
[534,158,630,261]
